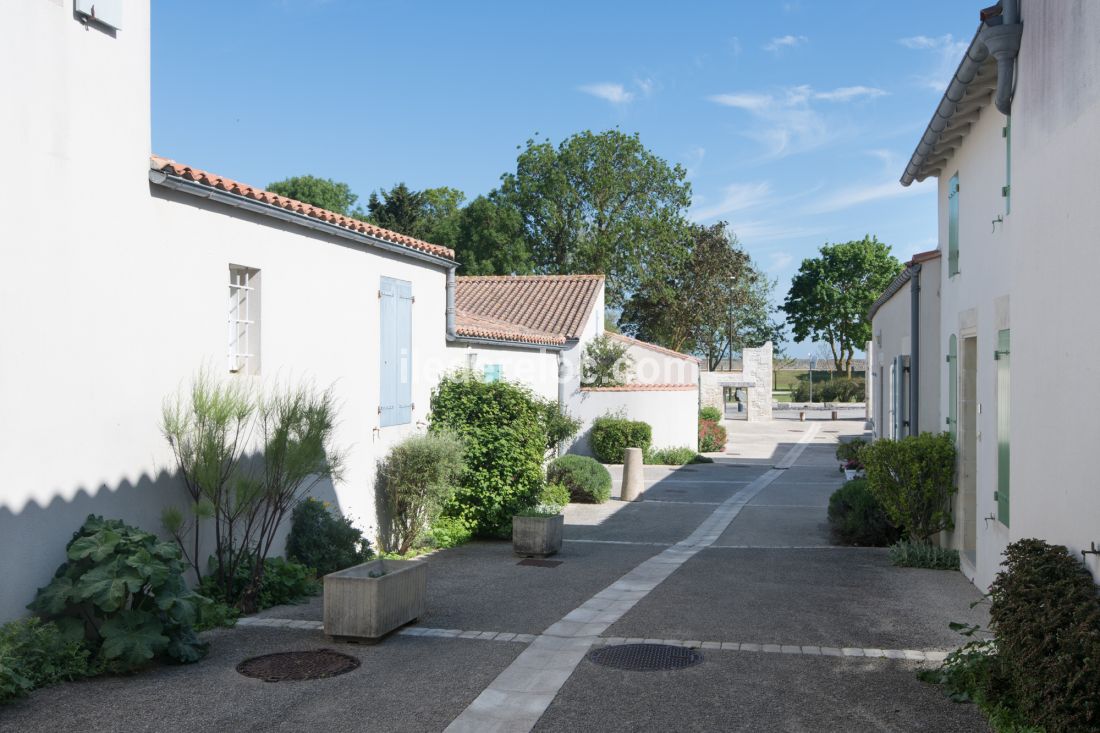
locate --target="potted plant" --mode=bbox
[323,556,427,642]
[844,458,865,481]
[512,483,569,557]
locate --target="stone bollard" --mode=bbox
[621,447,644,502]
[799,411,805,422]
[831,410,838,421]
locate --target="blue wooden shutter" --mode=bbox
[947,335,958,442]
[948,174,960,276]
[395,280,413,425]
[379,278,398,426]
[995,329,1011,525]
[483,364,502,383]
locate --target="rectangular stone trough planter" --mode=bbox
[513,514,564,557]
[323,559,426,642]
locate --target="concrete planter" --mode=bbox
[512,514,564,557]
[323,558,426,641]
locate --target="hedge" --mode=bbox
[547,455,612,503]
[590,417,652,464]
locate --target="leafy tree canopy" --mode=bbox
[782,236,903,373]
[452,193,532,275]
[499,129,693,307]
[267,175,359,216]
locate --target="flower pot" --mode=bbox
[844,469,859,481]
[323,558,426,641]
[512,514,564,557]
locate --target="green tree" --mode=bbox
[782,236,903,373]
[366,182,428,236]
[267,175,359,216]
[500,129,693,307]
[621,222,783,368]
[452,193,532,275]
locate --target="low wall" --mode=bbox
[567,386,699,457]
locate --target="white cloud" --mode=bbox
[707,84,883,157]
[690,182,773,222]
[635,77,655,97]
[683,146,706,177]
[764,34,807,53]
[727,220,825,242]
[801,178,933,215]
[898,34,970,92]
[578,83,634,104]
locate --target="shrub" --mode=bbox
[590,416,652,463]
[581,335,633,387]
[29,515,208,672]
[988,539,1100,731]
[199,555,319,611]
[0,618,92,704]
[835,438,867,463]
[698,419,727,453]
[827,479,901,546]
[287,498,373,576]
[425,515,474,549]
[517,483,570,517]
[699,406,723,422]
[430,373,547,537]
[645,447,713,465]
[162,374,345,612]
[918,635,1024,730]
[888,540,960,569]
[547,455,612,503]
[790,375,865,403]
[377,431,466,554]
[862,433,956,543]
[537,399,581,456]
[194,599,239,632]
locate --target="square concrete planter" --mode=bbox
[323,559,426,641]
[513,514,564,557]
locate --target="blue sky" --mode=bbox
[152,1,980,355]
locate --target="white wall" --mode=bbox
[444,342,559,401]
[569,388,700,458]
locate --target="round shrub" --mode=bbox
[698,419,727,453]
[430,373,548,536]
[378,431,466,554]
[699,406,723,422]
[287,498,373,576]
[827,479,902,546]
[590,417,652,464]
[862,433,956,543]
[988,539,1100,731]
[547,455,612,503]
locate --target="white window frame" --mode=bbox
[228,266,260,375]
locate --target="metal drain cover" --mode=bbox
[589,643,703,671]
[237,649,360,682]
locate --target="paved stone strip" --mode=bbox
[589,637,950,663]
[563,538,673,547]
[236,617,323,630]
[444,425,822,733]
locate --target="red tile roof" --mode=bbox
[907,249,941,266]
[580,384,696,392]
[605,331,701,364]
[150,156,455,261]
[454,275,603,346]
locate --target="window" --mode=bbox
[995,329,1011,525]
[228,266,260,375]
[483,364,503,383]
[947,334,958,442]
[948,174,960,276]
[379,277,413,427]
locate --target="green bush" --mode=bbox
[888,540,960,570]
[827,479,901,546]
[699,406,723,422]
[835,438,867,463]
[590,416,652,463]
[29,515,208,672]
[430,373,548,537]
[517,483,571,517]
[199,555,319,611]
[988,539,1100,731]
[790,375,865,403]
[644,447,713,465]
[537,400,581,456]
[194,599,239,632]
[377,431,466,554]
[547,455,612,503]
[1,618,92,704]
[862,433,956,543]
[918,636,1026,731]
[425,515,474,549]
[287,498,373,576]
[581,335,633,387]
[698,419,727,453]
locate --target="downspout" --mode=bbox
[445,266,457,340]
[983,0,1022,116]
[909,264,922,435]
[556,351,568,457]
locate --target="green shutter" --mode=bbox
[995,329,1011,525]
[947,334,958,442]
[948,174,960,276]
[1003,117,1011,214]
[483,364,502,383]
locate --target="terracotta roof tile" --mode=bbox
[453,311,567,347]
[605,331,701,364]
[580,384,696,392]
[454,275,603,345]
[150,155,455,261]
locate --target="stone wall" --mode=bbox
[698,341,773,422]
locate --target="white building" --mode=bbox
[877,0,1100,588]
[0,0,700,621]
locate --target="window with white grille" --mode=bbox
[228,266,260,374]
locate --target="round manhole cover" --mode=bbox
[588,643,703,671]
[237,649,360,682]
